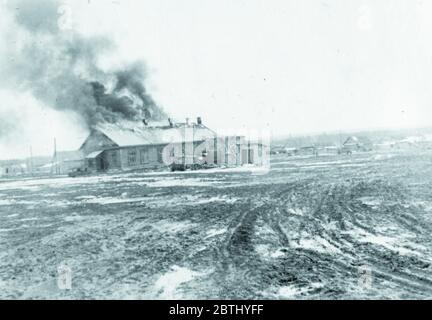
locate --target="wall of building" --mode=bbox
[83,138,269,173]
[119,145,165,170]
[80,130,118,155]
[247,142,267,166]
[207,137,251,166]
[101,149,122,170]
[0,164,27,176]
[60,160,85,174]
[194,137,266,167]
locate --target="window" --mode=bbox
[140,149,148,165]
[128,150,137,166]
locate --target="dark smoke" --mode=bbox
[114,64,160,119]
[90,82,139,119]
[1,0,167,128]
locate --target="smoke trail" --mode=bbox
[0,0,166,129]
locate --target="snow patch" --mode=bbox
[373,154,395,160]
[75,195,97,200]
[64,216,85,222]
[146,177,223,188]
[346,228,421,256]
[152,220,196,234]
[278,286,307,298]
[154,266,202,299]
[0,199,16,206]
[291,237,342,255]
[204,228,227,239]
[194,196,238,205]
[273,282,323,299]
[84,196,148,205]
[5,213,19,218]
[287,207,303,216]
[255,245,287,258]
[359,197,382,207]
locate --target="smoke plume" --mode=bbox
[0,0,166,128]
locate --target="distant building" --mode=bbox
[56,151,85,174]
[322,145,339,154]
[298,146,318,156]
[0,160,27,177]
[390,135,432,150]
[34,151,85,174]
[390,140,418,150]
[340,136,373,154]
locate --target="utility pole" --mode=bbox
[52,138,59,175]
[29,146,34,176]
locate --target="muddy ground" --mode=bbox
[1,150,432,299]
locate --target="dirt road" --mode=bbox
[1,150,431,299]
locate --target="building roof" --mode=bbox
[93,120,217,147]
[86,150,105,159]
[343,136,372,146]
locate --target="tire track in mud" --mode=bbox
[309,180,432,298]
[218,184,296,266]
[212,181,320,298]
[227,181,312,256]
[212,177,432,298]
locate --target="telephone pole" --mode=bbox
[52,138,59,175]
[29,146,34,176]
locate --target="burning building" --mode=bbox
[0,1,270,174]
[78,117,267,173]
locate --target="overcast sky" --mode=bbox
[1,0,432,158]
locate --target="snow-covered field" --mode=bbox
[1,150,432,299]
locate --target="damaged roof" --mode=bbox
[93,120,217,147]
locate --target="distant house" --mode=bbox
[285,147,299,156]
[340,136,373,154]
[391,135,432,150]
[390,140,418,150]
[56,151,85,173]
[270,146,295,155]
[78,118,267,172]
[375,135,432,151]
[322,145,339,154]
[298,146,318,156]
[0,160,27,177]
[33,151,85,174]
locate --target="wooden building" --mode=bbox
[78,118,268,172]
